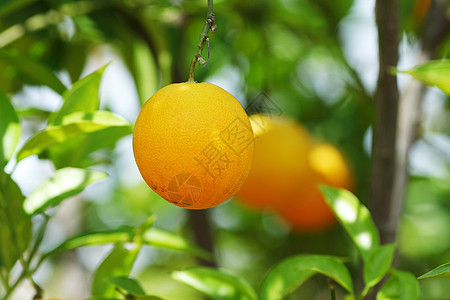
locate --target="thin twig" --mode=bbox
[187,0,215,82]
[327,278,336,300]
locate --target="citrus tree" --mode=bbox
[1,0,450,299]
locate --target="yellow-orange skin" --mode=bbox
[276,143,354,232]
[133,82,254,209]
[236,115,314,210]
[236,114,353,232]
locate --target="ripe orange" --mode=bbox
[235,114,314,210]
[276,143,354,232]
[235,114,354,232]
[133,82,254,209]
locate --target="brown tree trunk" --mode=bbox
[369,0,401,245]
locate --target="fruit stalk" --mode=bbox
[188,0,215,82]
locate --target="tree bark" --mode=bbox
[370,0,450,247]
[370,0,401,245]
[188,210,217,267]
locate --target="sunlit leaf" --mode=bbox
[363,244,396,293]
[92,243,140,298]
[400,60,450,95]
[143,227,211,260]
[259,255,354,300]
[320,186,380,261]
[41,228,133,261]
[0,49,66,94]
[16,110,132,162]
[376,270,419,300]
[108,276,146,296]
[172,267,257,300]
[0,90,21,167]
[88,296,165,300]
[49,125,132,168]
[49,64,108,125]
[23,167,107,215]
[0,171,31,270]
[418,262,450,279]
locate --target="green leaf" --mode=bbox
[363,244,396,293]
[88,297,165,300]
[0,90,21,167]
[23,167,107,215]
[143,227,211,260]
[418,262,450,279]
[400,60,450,95]
[16,110,132,163]
[0,49,66,94]
[92,243,140,298]
[41,228,133,260]
[0,171,31,270]
[259,255,354,300]
[48,125,132,168]
[130,39,158,106]
[172,267,257,300]
[0,0,39,17]
[108,276,146,296]
[49,64,108,125]
[376,270,419,300]
[320,186,380,261]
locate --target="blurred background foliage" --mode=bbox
[0,0,449,299]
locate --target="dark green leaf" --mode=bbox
[418,262,450,279]
[0,90,21,167]
[363,244,396,293]
[23,167,107,215]
[320,186,380,261]
[108,276,146,296]
[92,243,140,298]
[172,267,257,300]
[376,270,419,300]
[0,49,66,94]
[16,110,132,162]
[130,39,158,105]
[0,171,31,270]
[49,64,108,125]
[259,255,354,300]
[0,0,39,17]
[143,227,211,260]
[400,60,450,95]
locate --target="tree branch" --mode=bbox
[394,0,450,241]
[188,210,216,267]
[369,0,400,245]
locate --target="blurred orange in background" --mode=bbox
[235,114,354,233]
[235,114,313,210]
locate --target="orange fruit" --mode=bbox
[308,142,354,190]
[235,114,314,210]
[276,143,354,232]
[133,82,254,209]
[235,114,354,232]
